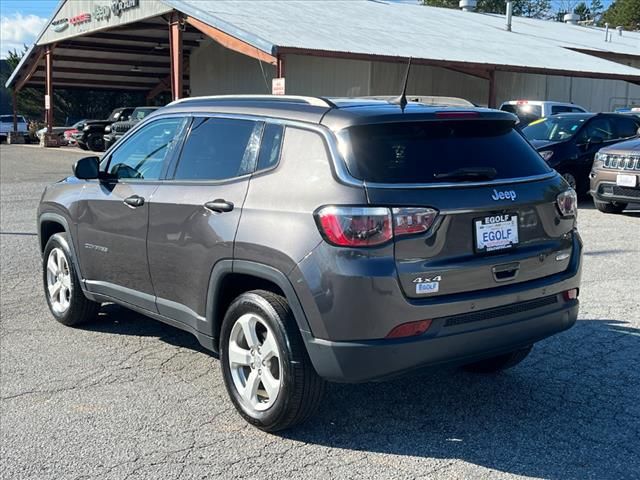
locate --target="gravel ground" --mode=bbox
[1,144,639,480]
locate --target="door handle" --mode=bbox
[492,262,520,282]
[124,195,145,208]
[204,199,234,213]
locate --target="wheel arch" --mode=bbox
[39,213,84,282]
[206,260,312,352]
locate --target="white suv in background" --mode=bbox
[500,101,588,127]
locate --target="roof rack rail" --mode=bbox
[168,95,336,108]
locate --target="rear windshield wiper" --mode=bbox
[433,167,497,181]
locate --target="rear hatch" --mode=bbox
[339,114,577,299]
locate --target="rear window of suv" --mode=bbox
[340,120,551,184]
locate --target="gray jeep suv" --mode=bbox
[38,95,582,431]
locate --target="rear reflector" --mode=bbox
[435,111,480,119]
[563,289,578,301]
[386,319,432,339]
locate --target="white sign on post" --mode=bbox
[45,95,51,110]
[272,77,285,95]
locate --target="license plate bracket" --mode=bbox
[474,214,519,253]
[616,174,637,188]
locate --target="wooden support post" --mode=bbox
[487,69,497,109]
[169,13,184,101]
[12,91,18,132]
[45,46,53,133]
[277,54,285,78]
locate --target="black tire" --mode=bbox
[87,134,104,152]
[462,345,533,373]
[594,199,627,214]
[43,233,99,327]
[220,290,325,432]
[559,169,588,198]
[78,142,89,151]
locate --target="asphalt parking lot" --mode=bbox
[1,144,639,480]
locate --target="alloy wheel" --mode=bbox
[46,248,72,314]
[228,313,282,411]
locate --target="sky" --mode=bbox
[0,0,615,59]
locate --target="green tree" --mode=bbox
[574,2,591,20]
[602,0,640,30]
[590,0,604,21]
[1,47,46,121]
[421,0,551,19]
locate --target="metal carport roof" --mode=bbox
[6,0,640,92]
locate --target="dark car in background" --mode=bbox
[522,113,640,195]
[76,107,134,152]
[590,138,640,213]
[103,107,158,150]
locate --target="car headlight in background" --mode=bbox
[539,150,554,161]
[593,151,607,169]
[104,126,111,133]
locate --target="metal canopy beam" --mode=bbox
[56,41,176,57]
[186,16,277,65]
[30,77,181,89]
[33,65,177,79]
[88,31,200,47]
[52,54,169,68]
[15,46,45,92]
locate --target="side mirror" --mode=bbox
[73,156,100,179]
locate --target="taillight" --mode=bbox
[386,319,432,338]
[392,207,438,236]
[315,206,438,247]
[556,189,577,217]
[315,206,392,247]
[563,289,578,301]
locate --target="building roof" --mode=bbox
[167,0,640,79]
[6,0,640,91]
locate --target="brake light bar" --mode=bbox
[315,206,438,248]
[435,111,480,119]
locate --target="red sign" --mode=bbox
[70,13,91,26]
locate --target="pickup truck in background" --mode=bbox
[0,115,29,143]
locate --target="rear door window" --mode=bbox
[582,118,615,142]
[551,106,573,114]
[173,117,259,181]
[612,117,639,139]
[257,123,284,171]
[340,120,551,184]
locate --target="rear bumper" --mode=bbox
[297,231,582,382]
[305,297,578,382]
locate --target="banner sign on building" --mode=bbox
[39,0,172,45]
